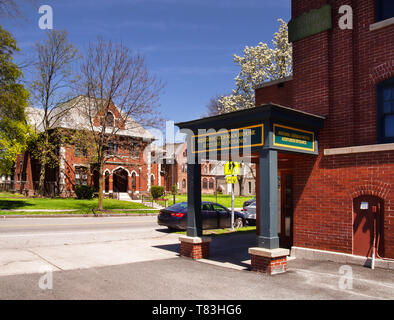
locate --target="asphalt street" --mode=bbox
[0,216,181,276]
[0,216,393,300]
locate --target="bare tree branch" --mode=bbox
[28,30,79,196]
[0,0,38,19]
[76,38,164,210]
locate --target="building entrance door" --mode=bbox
[113,169,128,193]
[278,170,293,248]
[353,195,384,257]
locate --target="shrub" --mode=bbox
[74,185,95,200]
[150,186,165,199]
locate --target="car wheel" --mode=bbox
[233,217,244,229]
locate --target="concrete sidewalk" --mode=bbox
[0,256,393,300]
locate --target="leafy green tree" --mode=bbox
[0,25,30,175]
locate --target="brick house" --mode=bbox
[254,0,394,259]
[159,141,256,196]
[176,0,394,270]
[14,96,163,198]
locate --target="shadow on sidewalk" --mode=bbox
[152,231,257,270]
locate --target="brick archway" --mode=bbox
[369,61,394,85]
[349,182,391,201]
[113,168,128,193]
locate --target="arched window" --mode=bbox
[105,172,109,193]
[202,178,208,189]
[377,78,394,143]
[106,112,114,127]
[131,172,137,190]
[182,179,186,189]
[209,178,214,190]
[150,174,155,186]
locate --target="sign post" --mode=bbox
[225,161,240,230]
[231,182,235,230]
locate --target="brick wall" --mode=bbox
[288,0,394,258]
[250,255,287,275]
[255,79,294,107]
[180,241,210,260]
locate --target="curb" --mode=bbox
[0,213,159,218]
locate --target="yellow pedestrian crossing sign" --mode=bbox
[224,161,240,176]
[226,176,238,184]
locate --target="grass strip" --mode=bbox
[175,226,256,236]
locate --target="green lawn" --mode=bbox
[0,193,150,214]
[0,192,25,198]
[0,192,254,214]
[176,226,256,236]
[170,194,253,208]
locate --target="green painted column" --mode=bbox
[186,162,202,237]
[257,149,280,249]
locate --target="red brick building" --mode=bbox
[14,96,164,198]
[160,141,256,196]
[255,0,394,260]
[177,1,394,272]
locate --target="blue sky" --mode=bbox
[2,0,291,138]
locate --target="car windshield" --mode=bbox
[166,202,188,211]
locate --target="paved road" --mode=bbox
[0,216,180,276]
[0,216,171,248]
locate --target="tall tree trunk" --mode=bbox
[38,132,49,197]
[38,164,46,196]
[98,158,104,211]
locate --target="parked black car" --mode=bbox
[242,196,256,210]
[157,201,246,231]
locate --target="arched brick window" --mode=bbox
[131,172,137,190]
[209,178,214,190]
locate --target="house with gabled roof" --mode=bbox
[14,96,164,198]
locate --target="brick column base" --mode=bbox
[179,236,211,260]
[249,248,290,275]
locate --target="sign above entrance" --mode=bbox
[273,124,315,152]
[191,124,264,154]
[288,4,332,43]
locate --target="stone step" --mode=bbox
[117,192,131,201]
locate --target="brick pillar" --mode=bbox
[179,236,211,260]
[249,247,289,275]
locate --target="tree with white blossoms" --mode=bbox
[218,19,292,113]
